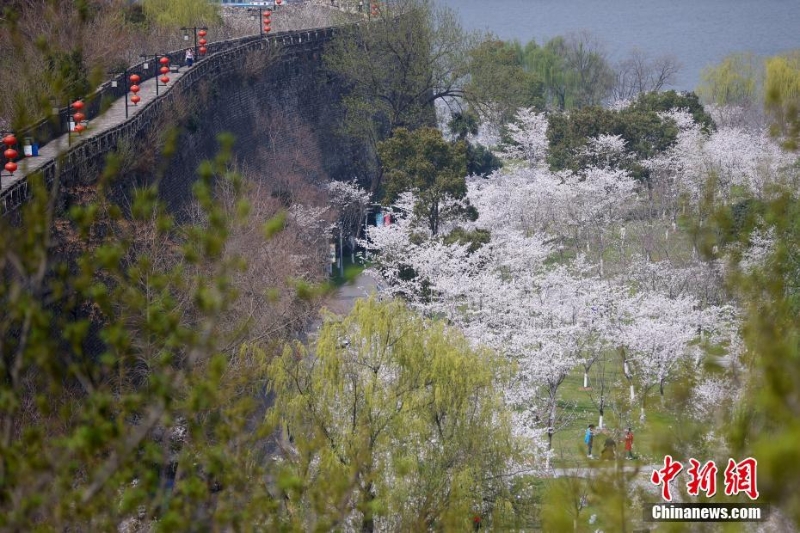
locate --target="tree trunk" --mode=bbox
[361,482,376,533]
[598,398,605,429]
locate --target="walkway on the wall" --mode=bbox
[0,24,342,216]
[0,63,192,194]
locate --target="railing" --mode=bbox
[0,26,342,215]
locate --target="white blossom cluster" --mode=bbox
[361,102,772,470]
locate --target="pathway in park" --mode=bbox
[323,271,380,316]
[0,61,193,192]
[299,270,380,345]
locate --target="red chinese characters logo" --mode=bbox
[651,457,759,501]
[724,457,760,500]
[686,458,718,497]
[650,455,683,501]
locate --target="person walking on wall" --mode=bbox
[624,427,634,459]
[185,48,195,68]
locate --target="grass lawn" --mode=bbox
[548,364,680,469]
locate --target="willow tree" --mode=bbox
[697,52,761,107]
[765,52,800,149]
[464,39,545,124]
[141,0,220,27]
[268,297,517,532]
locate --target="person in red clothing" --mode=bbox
[624,427,634,459]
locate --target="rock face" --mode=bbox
[155,29,368,217]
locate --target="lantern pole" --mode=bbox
[123,69,128,118]
[180,26,209,60]
[140,54,161,96]
[110,68,129,118]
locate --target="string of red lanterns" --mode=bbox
[159,56,171,86]
[71,100,86,135]
[129,74,141,105]
[198,29,208,56]
[3,133,18,175]
[263,9,272,34]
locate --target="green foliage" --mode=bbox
[0,133,320,529]
[43,49,93,102]
[323,0,474,155]
[697,52,761,107]
[629,90,715,132]
[448,109,479,140]
[378,127,470,235]
[765,52,800,150]
[141,0,220,27]
[547,102,679,180]
[262,209,287,239]
[466,141,502,177]
[443,227,491,253]
[464,39,545,121]
[267,297,518,531]
[692,184,800,526]
[523,34,615,110]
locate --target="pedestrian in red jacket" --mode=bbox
[624,427,634,459]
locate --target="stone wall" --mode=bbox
[1,26,366,218]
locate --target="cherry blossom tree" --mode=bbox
[500,108,549,167]
[619,292,700,421]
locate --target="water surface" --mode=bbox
[437,0,800,91]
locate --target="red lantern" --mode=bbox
[160,66,169,75]
[4,161,17,174]
[2,134,16,147]
[130,84,140,94]
[159,56,170,66]
[131,95,141,105]
[4,148,17,160]
[199,46,207,55]
[198,38,207,46]
[198,29,207,37]
[129,74,141,84]
[264,25,271,33]
[73,113,86,125]
[71,100,84,111]
[276,0,282,5]
[160,76,170,84]
[74,124,86,134]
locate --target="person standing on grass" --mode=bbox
[624,427,634,459]
[585,424,595,458]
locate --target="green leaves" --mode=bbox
[378,127,470,235]
[268,297,516,530]
[262,209,287,240]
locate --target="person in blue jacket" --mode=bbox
[585,424,596,458]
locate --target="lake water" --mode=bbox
[436,0,800,92]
